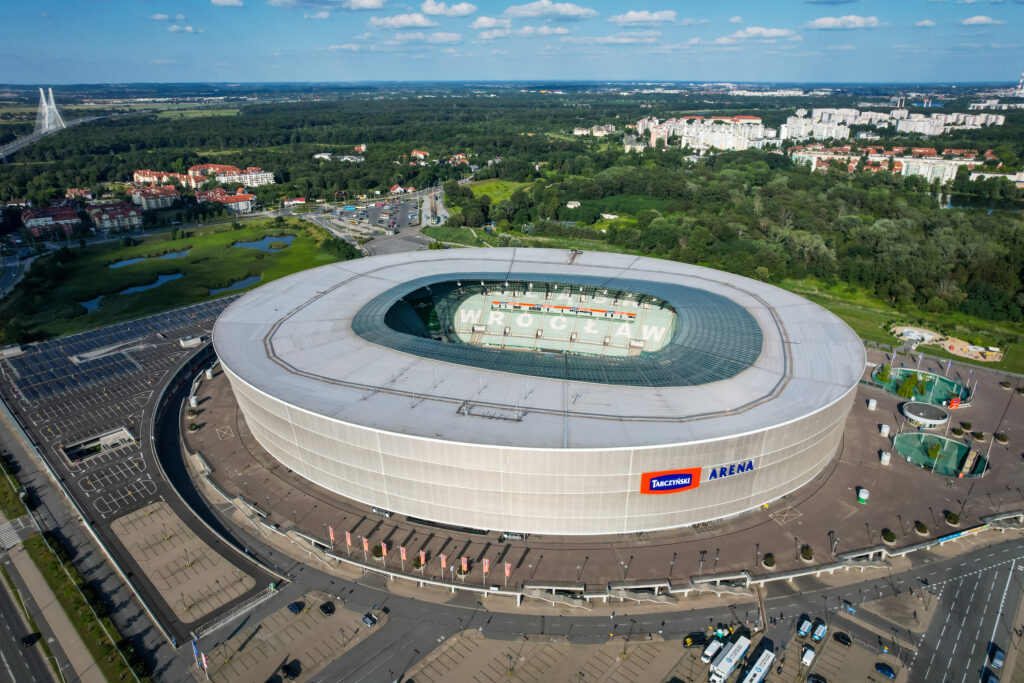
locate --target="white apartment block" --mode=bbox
[215,169,276,187]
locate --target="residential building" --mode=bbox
[411,150,429,160]
[86,203,141,231]
[21,207,81,237]
[970,170,1024,188]
[130,185,180,211]
[284,198,306,207]
[133,169,190,186]
[196,187,257,214]
[188,164,275,188]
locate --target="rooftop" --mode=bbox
[213,249,864,449]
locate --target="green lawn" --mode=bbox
[469,179,530,203]
[155,108,239,119]
[424,226,491,246]
[9,218,352,339]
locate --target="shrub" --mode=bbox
[996,432,1009,443]
[882,529,896,543]
[187,422,198,432]
[945,511,960,525]
[972,431,985,440]
[999,380,1010,388]
[961,421,972,431]
[876,364,891,383]
[800,545,813,561]
[371,544,383,558]
[926,441,941,460]
[412,557,423,569]
[762,553,775,567]
[951,427,964,436]
[915,521,928,534]
[187,408,197,417]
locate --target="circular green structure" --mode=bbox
[872,366,969,407]
[893,433,987,478]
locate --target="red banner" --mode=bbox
[419,550,426,565]
[400,546,407,561]
[345,531,352,547]
[381,541,388,557]
[362,537,369,553]
[483,558,489,574]
[441,554,447,570]
[328,525,335,543]
[461,557,468,573]
[505,562,511,578]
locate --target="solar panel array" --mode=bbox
[3,298,231,403]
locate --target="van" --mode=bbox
[990,646,1005,669]
[797,618,813,637]
[801,645,816,667]
[811,620,828,642]
[370,507,393,518]
[701,639,724,664]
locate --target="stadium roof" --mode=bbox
[213,249,865,449]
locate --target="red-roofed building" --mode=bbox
[911,148,938,157]
[283,198,306,207]
[21,207,81,237]
[131,185,180,211]
[87,203,141,231]
[411,150,429,160]
[65,188,93,200]
[196,187,256,214]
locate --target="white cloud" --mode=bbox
[305,10,330,18]
[369,13,437,27]
[471,16,509,29]
[729,16,742,23]
[504,0,596,20]
[394,30,463,42]
[479,24,569,39]
[149,13,169,20]
[562,30,660,44]
[168,24,203,33]
[421,0,476,16]
[677,18,709,26]
[211,0,244,6]
[272,0,385,8]
[608,10,675,26]
[960,14,1004,23]
[344,0,387,7]
[722,26,797,42]
[825,44,854,50]
[805,15,881,29]
[148,58,177,64]
[915,19,936,27]
[329,43,362,50]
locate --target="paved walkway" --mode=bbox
[6,539,105,683]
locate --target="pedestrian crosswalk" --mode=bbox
[0,515,32,550]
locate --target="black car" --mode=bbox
[833,631,852,646]
[683,632,707,648]
[808,675,828,683]
[319,600,336,616]
[287,602,302,615]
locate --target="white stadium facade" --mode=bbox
[213,248,864,536]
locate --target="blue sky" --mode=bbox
[4,0,1023,84]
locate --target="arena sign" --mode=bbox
[640,468,702,494]
[706,460,755,480]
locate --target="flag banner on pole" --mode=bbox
[201,653,208,671]
[483,558,489,574]
[947,359,952,370]
[505,562,511,578]
[441,554,447,570]
[191,641,201,667]
[362,537,369,553]
[345,531,352,547]
[400,546,407,561]
[419,550,426,565]
[329,525,335,543]
[918,352,923,362]
[461,557,468,572]
[381,541,388,557]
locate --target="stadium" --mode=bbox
[212,248,864,536]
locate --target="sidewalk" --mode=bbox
[6,541,106,683]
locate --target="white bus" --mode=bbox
[709,636,751,683]
[740,649,776,683]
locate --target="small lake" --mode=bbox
[938,193,1023,214]
[108,250,190,268]
[81,273,185,312]
[232,235,295,252]
[210,275,261,295]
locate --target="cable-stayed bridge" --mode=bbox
[0,87,108,161]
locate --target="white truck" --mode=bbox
[740,649,777,683]
[709,636,751,683]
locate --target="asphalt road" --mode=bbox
[0,571,56,683]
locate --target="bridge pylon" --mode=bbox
[34,87,66,134]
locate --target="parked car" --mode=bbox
[361,612,378,627]
[801,645,816,667]
[990,646,1005,669]
[811,619,828,642]
[287,602,302,615]
[319,601,336,616]
[807,675,828,683]
[701,639,723,664]
[874,662,896,679]
[797,618,813,637]
[832,631,852,647]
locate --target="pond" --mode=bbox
[210,275,261,295]
[232,235,295,252]
[938,193,1023,214]
[80,273,185,312]
[108,250,190,268]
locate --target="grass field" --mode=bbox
[155,108,239,119]
[469,179,530,203]
[423,226,492,246]
[9,218,350,339]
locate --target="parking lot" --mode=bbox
[0,296,277,643]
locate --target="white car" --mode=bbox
[801,645,816,667]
